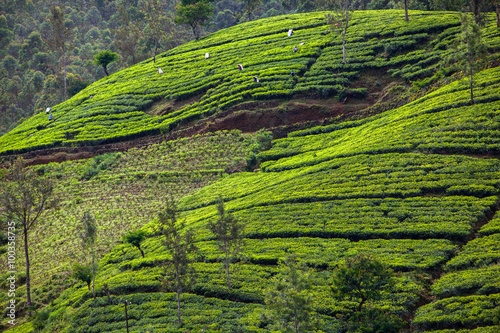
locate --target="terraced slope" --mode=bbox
[1,10,499,156]
[0,130,268,326]
[14,65,500,332]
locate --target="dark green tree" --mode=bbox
[93,50,119,76]
[0,157,56,316]
[159,198,197,325]
[2,55,19,76]
[207,197,245,290]
[331,255,392,312]
[174,0,215,40]
[48,5,73,101]
[0,14,12,50]
[331,254,403,332]
[265,256,320,333]
[72,263,92,291]
[80,211,98,299]
[241,0,263,21]
[123,229,147,258]
[493,0,500,27]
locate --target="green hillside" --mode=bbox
[1,10,499,156]
[2,9,500,333]
[5,61,500,333]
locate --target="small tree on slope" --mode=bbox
[331,254,403,332]
[324,0,355,65]
[80,211,98,299]
[207,196,245,290]
[93,50,119,76]
[123,229,147,258]
[159,198,197,326]
[265,256,321,333]
[445,13,487,105]
[0,158,56,316]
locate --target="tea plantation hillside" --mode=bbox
[6,63,500,332]
[0,130,271,325]
[1,10,500,157]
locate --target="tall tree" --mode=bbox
[113,4,143,65]
[174,0,215,40]
[48,5,73,101]
[446,13,487,105]
[324,0,355,65]
[492,0,500,27]
[0,158,56,316]
[80,211,98,299]
[93,50,119,76]
[141,0,178,64]
[241,0,262,21]
[158,198,197,326]
[265,256,320,333]
[207,197,245,290]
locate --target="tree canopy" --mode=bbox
[93,50,119,76]
[175,0,215,39]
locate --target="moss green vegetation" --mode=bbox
[1,10,499,156]
[0,130,263,325]
[2,10,500,333]
[6,64,499,332]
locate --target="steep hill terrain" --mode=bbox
[1,9,500,333]
[8,63,500,333]
[2,10,499,160]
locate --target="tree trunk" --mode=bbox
[92,250,96,299]
[124,301,129,333]
[470,67,474,105]
[495,4,499,27]
[63,51,67,101]
[103,65,109,76]
[176,290,182,325]
[191,23,199,40]
[225,246,231,290]
[405,0,409,21]
[153,40,158,64]
[294,312,299,333]
[342,32,346,64]
[139,246,145,258]
[104,284,111,303]
[357,298,365,312]
[176,263,183,325]
[23,227,31,317]
[473,0,480,24]
[342,9,349,64]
